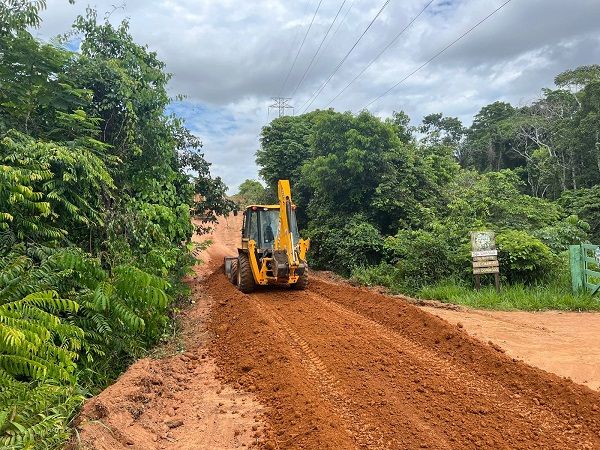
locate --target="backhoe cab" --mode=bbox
[224,180,309,293]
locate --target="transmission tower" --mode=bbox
[269,97,294,117]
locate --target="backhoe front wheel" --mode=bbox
[237,253,256,293]
[292,267,309,290]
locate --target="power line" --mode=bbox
[300,0,392,113]
[279,0,324,96]
[364,0,514,110]
[297,0,357,99]
[326,0,434,107]
[280,0,313,74]
[291,0,349,98]
[321,0,357,56]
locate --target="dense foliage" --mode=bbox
[231,179,271,207]
[256,65,600,298]
[0,3,231,448]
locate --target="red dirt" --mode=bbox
[76,215,600,449]
[210,272,600,449]
[420,306,600,391]
[74,219,267,449]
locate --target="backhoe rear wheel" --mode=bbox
[292,267,309,290]
[237,253,256,293]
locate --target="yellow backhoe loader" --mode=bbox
[224,180,309,293]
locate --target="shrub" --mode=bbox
[534,215,590,253]
[496,230,558,284]
[308,216,384,275]
[0,381,84,449]
[559,187,600,243]
[351,263,404,293]
[383,229,464,293]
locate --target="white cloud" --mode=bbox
[37,0,600,190]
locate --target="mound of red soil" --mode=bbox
[209,270,600,449]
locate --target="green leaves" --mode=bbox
[232,180,271,207]
[0,0,48,33]
[497,230,558,284]
[308,215,384,276]
[0,130,113,243]
[0,288,81,384]
[0,6,230,448]
[0,380,84,449]
[445,169,562,232]
[257,114,315,192]
[0,244,173,446]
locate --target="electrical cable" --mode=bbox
[299,0,392,113]
[280,0,313,71]
[320,0,358,57]
[326,0,434,107]
[363,0,513,110]
[279,0,324,96]
[291,0,349,98]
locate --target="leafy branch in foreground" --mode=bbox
[0,245,172,447]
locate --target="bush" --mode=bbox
[351,263,404,293]
[383,229,465,293]
[559,187,600,243]
[534,215,590,253]
[308,216,384,275]
[0,381,84,449]
[497,230,558,284]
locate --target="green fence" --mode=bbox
[570,244,600,294]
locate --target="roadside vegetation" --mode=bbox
[253,65,600,311]
[0,2,232,448]
[418,281,599,311]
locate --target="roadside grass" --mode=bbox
[418,280,600,311]
[352,261,600,311]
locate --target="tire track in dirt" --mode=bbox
[264,288,586,449]
[252,295,408,449]
[256,293,457,449]
[308,278,600,447]
[208,270,358,449]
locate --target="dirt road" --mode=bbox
[421,306,600,391]
[76,216,600,449]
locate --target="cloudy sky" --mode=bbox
[38,0,600,192]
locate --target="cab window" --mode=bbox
[247,210,259,242]
[260,209,280,249]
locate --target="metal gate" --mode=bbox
[570,244,600,294]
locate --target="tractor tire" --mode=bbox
[292,267,309,290]
[237,253,256,293]
[229,259,238,285]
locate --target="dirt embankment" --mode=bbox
[421,306,600,391]
[75,215,600,449]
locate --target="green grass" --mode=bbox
[418,280,600,311]
[353,261,600,311]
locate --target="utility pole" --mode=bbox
[269,97,294,117]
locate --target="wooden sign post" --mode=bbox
[470,231,500,293]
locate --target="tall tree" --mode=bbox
[462,101,521,171]
[419,113,464,148]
